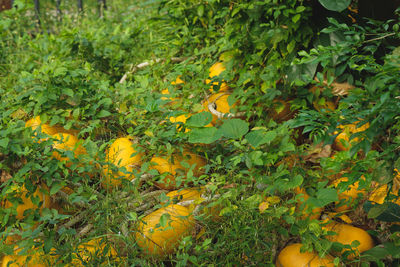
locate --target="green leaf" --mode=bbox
[310,188,338,207]
[0,138,9,148]
[318,0,351,12]
[364,201,400,222]
[245,130,277,148]
[63,88,74,97]
[97,110,111,118]
[188,127,222,144]
[287,61,318,85]
[186,112,212,127]
[220,119,249,139]
[50,183,64,195]
[249,151,264,166]
[292,14,301,23]
[54,67,68,77]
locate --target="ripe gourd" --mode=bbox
[202,93,237,125]
[324,222,374,259]
[70,237,117,266]
[276,243,334,267]
[163,187,205,211]
[2,254,46,267]
[169,114,191,132]
[25,116,59,137]
[26,116,78,139]
[2,184,51,220]
[135,204,195,256]
[1,247,57,267]
[206,62,229,92]
[334,122,369,151]
[51,133,86,167]
[150,152,205,190]
[332,177,367,212]
[103,137,142,188]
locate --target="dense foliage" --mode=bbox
[1,0,400,265]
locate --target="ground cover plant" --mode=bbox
[1,0,400,266]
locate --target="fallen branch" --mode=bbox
[119,57,191,84]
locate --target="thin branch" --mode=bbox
[363,33,396,43]
[119,57,191,84]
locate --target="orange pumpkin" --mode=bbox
[51,133,86,167]
[202,93,237,125]
[102,137,142,188]
[26,116,78,139]
[324,222,374,259]
[150,152,206,190]
[206,62,230,92]
[163,187,205,212]
[294,187,323,220]
[70,237,118,266]
[3,184,51,220]
[332,177,367,212]
[276,243,335,267]
[135,204,195,256]
[334,122,370,151]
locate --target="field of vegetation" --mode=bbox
[1,0,400,266]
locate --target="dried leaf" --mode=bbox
[304,143,332,163]
[314,76,355,96]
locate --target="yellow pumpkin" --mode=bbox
[25,116,59,137]
[294,187,323,220]
[169,114,191,133]
[51,133,86,167]
[70,237,117,266]
[1,247,57,267]
[275,243,335,267]
[163,187,205,212]
[2,254,46,267]
[102,137,142,188]
[332,177,367,212]
[3,184,51,220]
[150,152,206,190]
[26,116,79,138]
[206,62,229,92]
[334,122,370,151]
[324,222,374,259]
[135,204,195,257]
[202,93,237,125]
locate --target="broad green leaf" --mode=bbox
[311,188,338,207]
[97,110,111,118]
[318,0,351,12]
[50,183,64,195]
[54,67,68,77]
[249,151,264,166]
[63,88,74,97]
[277,174,303,192]
[186,112,212,127]
[245,130,277,148]
[220,119,249,139]
[0,138,9,148]
[188,127,222,144]
[287,61,318,85]
[364,201,400,222]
